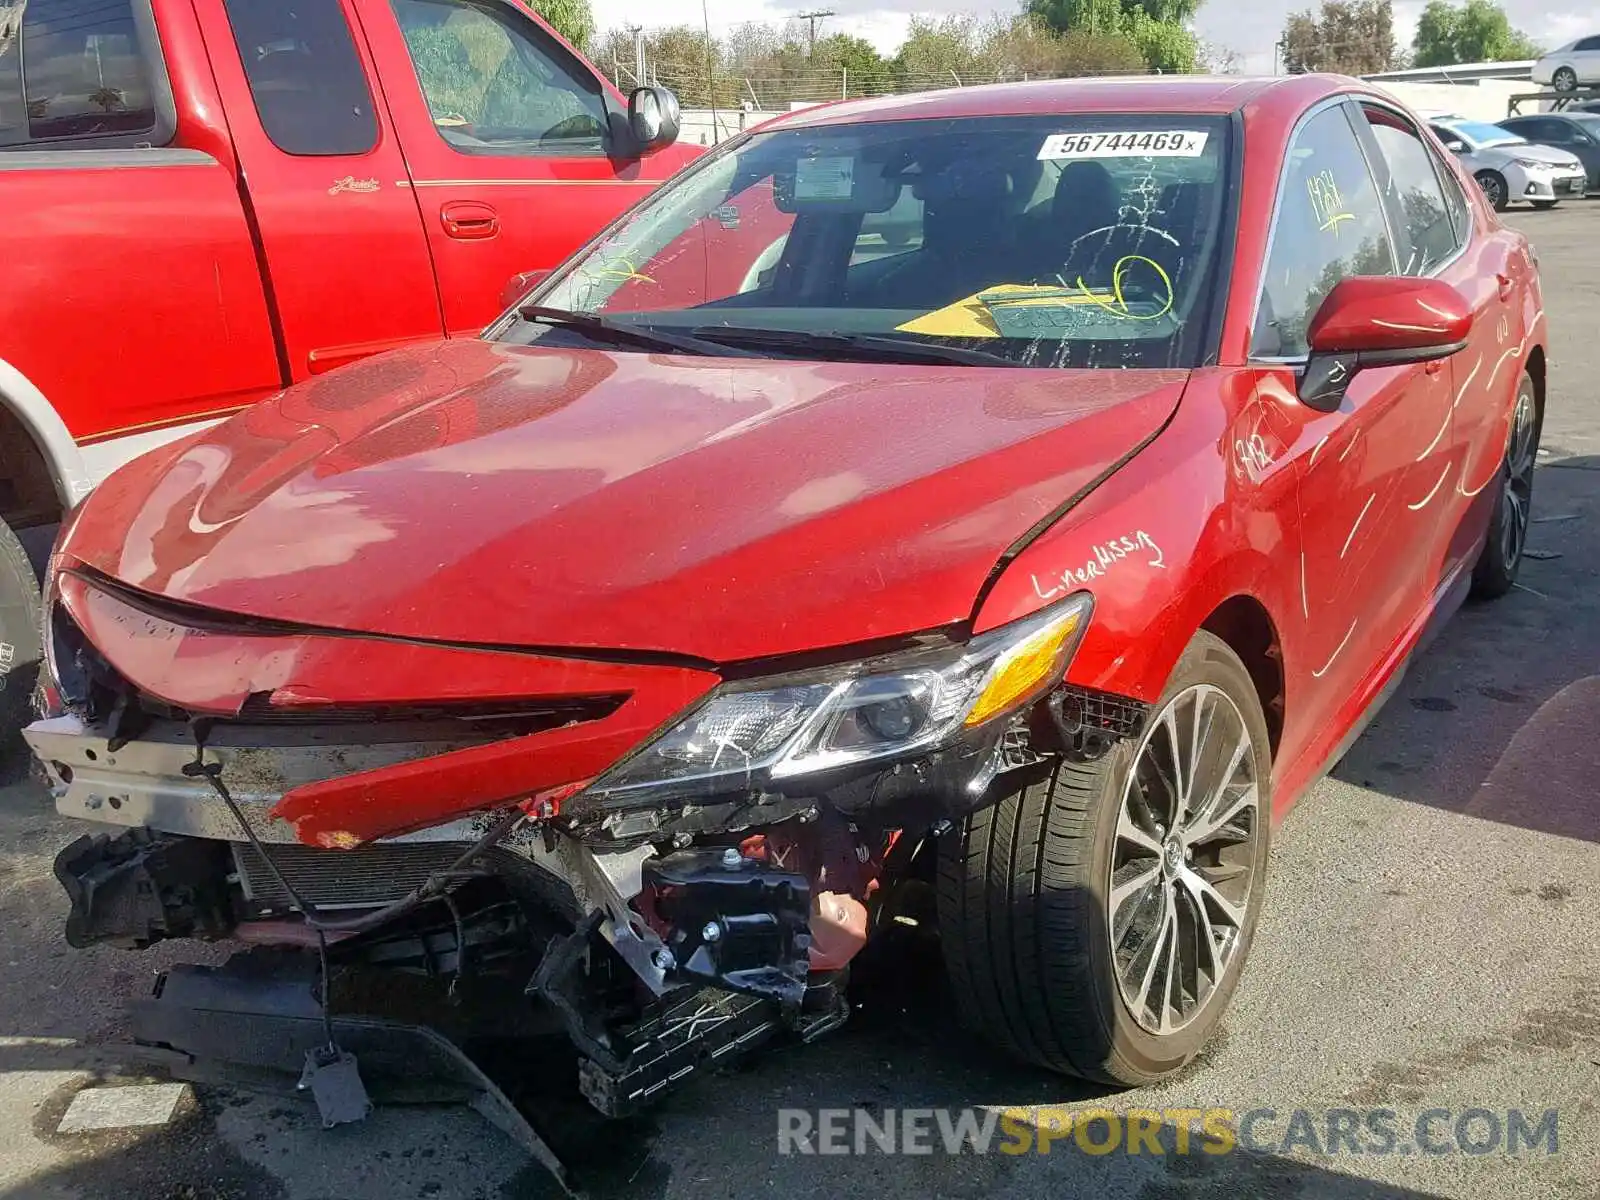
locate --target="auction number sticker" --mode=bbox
[1037,130,1209,160]
[795,156,855,200]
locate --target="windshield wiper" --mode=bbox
[518,306,751,357]
[685,326,1020,367]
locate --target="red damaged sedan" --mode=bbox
[27,73,1544,1117]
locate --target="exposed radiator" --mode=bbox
[233,842,470,912]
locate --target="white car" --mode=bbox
[1427,117,1588,210]
[1533,36,1600,92]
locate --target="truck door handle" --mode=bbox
[441,201,499,240]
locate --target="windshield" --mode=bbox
[1446,120,1524,148]
[500,114,1234,369]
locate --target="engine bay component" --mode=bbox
[54,828,235,949]
[1045,683,1151,760]
[643,845,813,1008]
[575,986,784,1119]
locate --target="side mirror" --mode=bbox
[500,268,550,311]
[1444,139,1466,153]
[1298,277,1471,412]
[628,86,681,155]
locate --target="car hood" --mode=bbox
[68,340,1186,663]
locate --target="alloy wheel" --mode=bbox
[1499,383,1538,572]
[1108,684,1260,1035]
[1478,173,1506,209]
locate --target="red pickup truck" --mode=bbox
[0,0,698,754]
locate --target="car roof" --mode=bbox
[757,74,1337,132]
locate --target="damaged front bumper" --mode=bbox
[26,572,1126,1171]
[24,708,874,1127]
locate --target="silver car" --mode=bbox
[1427,117,1588,211]
[1533,35,1600,92]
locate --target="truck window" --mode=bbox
[0,0,157,146]
[390,0,608,156]
[222,0,379,156]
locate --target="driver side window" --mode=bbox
[1252,103,1395,359]
[390,0,607,155]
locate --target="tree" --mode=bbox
[813,33,890,95]
[1029,0,1202,29]
[1121,8,1199,72]
[1281,0,1400,75]
[892,14,991,86]
[1411,0,1541,68]
[528,0,594,51]
[985,12,1147,77]
[1027,0,1200,73]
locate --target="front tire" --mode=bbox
[1553,67,1578,92]
[936,632,1271,1084]
[1472,372,1540,600]
[1476,170,1509,212]
[0,516,43,780]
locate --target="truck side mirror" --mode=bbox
[628,86,682,154]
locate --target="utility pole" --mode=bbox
[626,24,645,86]
[797,9,834,54]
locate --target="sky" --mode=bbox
[588,0,1595,75]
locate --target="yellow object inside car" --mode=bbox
[896,284,1114,338]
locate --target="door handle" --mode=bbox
[441,201,499,240]
[1425,360,1445,376]
[1496,272,1514,302]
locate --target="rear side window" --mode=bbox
[222,0,379,156]
[1517,118,1567,141]
[1253,104,1394,358]
[0,0,157,146]
[1367,117,1459,276]
[390,0,608,156]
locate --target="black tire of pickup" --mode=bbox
[0,515,43,782]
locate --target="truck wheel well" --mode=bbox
[0,403,62,531]
[1201,596,1283,760]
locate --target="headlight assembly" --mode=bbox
[585,592,1092,808]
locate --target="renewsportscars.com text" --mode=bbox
[777,1107,1560,1157]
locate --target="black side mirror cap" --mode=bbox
[1299,342,1468,412]
[627,86,682,155]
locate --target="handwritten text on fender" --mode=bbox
[1031,531,1165,599]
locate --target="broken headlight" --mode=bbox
[586,593,1092,806]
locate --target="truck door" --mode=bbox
[0,0,280,452]
[354,0,700,334]
[196,0,443,379]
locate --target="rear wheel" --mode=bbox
[936,632,1271,1084]
[1553,67,1578,92]
[1472,373,1540,600]
[0,516,43,780]
[1475,170,1509,212]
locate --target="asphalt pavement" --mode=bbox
[0,205,1596,1200]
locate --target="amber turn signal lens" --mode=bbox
[964,609,1083,727]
